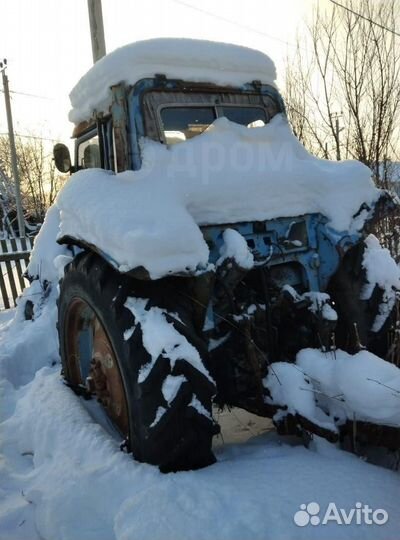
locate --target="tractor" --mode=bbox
[51,38,399,472]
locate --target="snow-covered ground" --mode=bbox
[1,307,399,540]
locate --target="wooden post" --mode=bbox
[0,60,25,237]
[87,0,106,63]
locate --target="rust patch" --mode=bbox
[65,297,129,436]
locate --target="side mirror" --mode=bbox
[53,143,72,173]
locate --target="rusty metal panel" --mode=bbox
[111,84,131,172]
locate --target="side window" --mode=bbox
[77,135,101,169]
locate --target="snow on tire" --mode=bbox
[328,238,398,359]
[58,251,218,472]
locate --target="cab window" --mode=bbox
[217,106,267,126]
[77,135,101,169]
[160,107,216,144]
[159,106,267,144]
[142,89,280,146]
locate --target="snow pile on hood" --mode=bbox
[69,38,277,124]
[51,115,379,279]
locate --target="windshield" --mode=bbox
[217,106,266,126]
[160,107,216,143]
[142,89,279,145]
[160,105,267,144]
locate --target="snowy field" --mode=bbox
[0,307,399,540]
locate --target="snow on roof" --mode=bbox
[69,38,277,124]
[49,115,379,279]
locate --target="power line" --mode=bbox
[329,0,400,38]
[170,0,303,50]
[0,89,53,100]
[0,132,58,142]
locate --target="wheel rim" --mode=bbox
[65,297,129,437]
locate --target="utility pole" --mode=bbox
[335,116,341,161]
[331,112,344,161]
[87,0,106,63]
[0,59,25,237]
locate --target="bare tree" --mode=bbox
[285,0,400,186]
[0,135,66,225]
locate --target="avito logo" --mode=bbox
[294,501,388,527]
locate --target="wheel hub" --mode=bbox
[65,298,129,436]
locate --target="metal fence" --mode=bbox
[0,237,33,310]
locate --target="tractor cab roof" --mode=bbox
[68,38,277,125]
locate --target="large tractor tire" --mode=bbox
[328,240,396,360]
[58,251,217,472]
[328,240,400,452]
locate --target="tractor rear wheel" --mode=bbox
[329,240,397,359]
[58,251,217,472]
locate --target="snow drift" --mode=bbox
[264,349,400,432]
[1,359,399,540]
[297,348,400,426]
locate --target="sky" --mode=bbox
[0,0,322,148]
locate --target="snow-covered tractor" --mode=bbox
[47,39,400,472]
